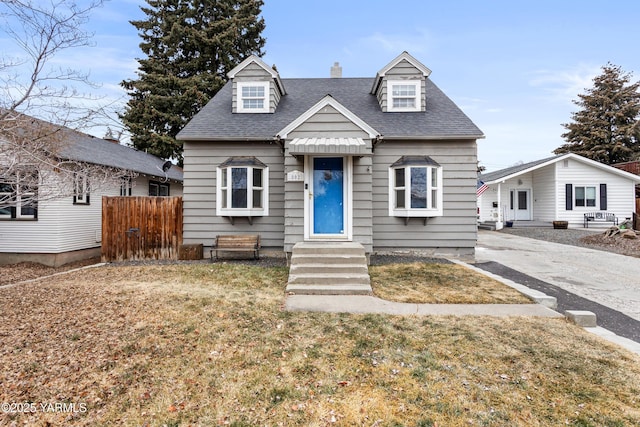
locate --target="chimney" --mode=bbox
[103,127,119,144]
[330,62,342,78]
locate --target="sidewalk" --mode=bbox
[285,294,563,317]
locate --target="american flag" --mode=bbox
[476,180,489,196]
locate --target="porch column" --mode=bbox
[495,182,504,230]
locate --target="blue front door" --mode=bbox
[313,157,344,235]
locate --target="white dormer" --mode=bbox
[227,55,286,113]
[370,51,432,113]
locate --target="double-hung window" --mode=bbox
[216,157,269,217]
[389,156,443,217]
[575,186,596,207]
[237,82,269,113]
[387,80,421,112]
[0,170,38,220]
[73,173,90,204]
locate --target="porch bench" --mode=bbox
[210,234,260,260]
[583,212,618,228]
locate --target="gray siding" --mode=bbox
[288,106,370,138]
[182,141,285,249]
[372,140,478,256]
[376,59,426,112]
[231,62,280,113]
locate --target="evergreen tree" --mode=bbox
[120,0,266,164]
[554,63,640,164]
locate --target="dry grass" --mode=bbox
[370,262,532,304]
[1,264,639,426]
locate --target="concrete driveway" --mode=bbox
[475,230,640,322]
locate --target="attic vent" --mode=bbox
[330,62,342,78]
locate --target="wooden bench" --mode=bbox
[210,234,260,260]
[583,212,618,228]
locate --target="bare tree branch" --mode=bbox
[1,0,137,214]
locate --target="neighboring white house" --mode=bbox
[1,125,183,266]
[477,153,640,229]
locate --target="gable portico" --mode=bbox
[279,95,379,254]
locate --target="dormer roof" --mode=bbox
[227,54,286,96]
[370,51,432,95]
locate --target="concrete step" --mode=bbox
[290,263,369,275]
[285,284,374,296]
[290,253,366,265]
[291,242,365,256]
[287,272,370,285]
[287,241,372,296]
[478,221,497,231]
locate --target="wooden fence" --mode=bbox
[102,196,183,262]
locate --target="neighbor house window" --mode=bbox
[575,186,596,207]
[120,177,132,196]
[0,171,38,220]
[216,156,269,216]
[237,82,269,113]
[149,181,169,196]
[389,156,442,217]
[73,173,90,204]
[387,80,421,112]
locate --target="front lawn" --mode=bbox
[1,264,638,426]
[370,262,531,304]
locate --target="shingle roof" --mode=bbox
[479,153,640,184]
[58,130,183,182]
[177,77,484,141]
[479,155,561,183]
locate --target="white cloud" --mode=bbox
[528,64,601,105]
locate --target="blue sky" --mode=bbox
[4,0,640,172]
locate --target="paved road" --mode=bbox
[475,230,640,323]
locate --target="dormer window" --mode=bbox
[237,82,269,113]
[387,80,421,112]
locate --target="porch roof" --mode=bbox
[288,137,372,156]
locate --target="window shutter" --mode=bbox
[565,184,573,211]
[599,184,607,210]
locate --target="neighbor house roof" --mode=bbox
[58,130,183,182]
[480,153,640,184]
[1,110,182,181]
[176,77,484,141]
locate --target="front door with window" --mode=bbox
[305,156,351,239]
[511,189,531,220]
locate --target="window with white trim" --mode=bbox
[387,80,421,112]
[237,82,269,113]
[73,173,90,204]
[575,186,596,207]
[389,156,442,217]
[0,171,38,220]
[216,157,269,216]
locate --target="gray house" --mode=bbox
[177,52,484,261]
